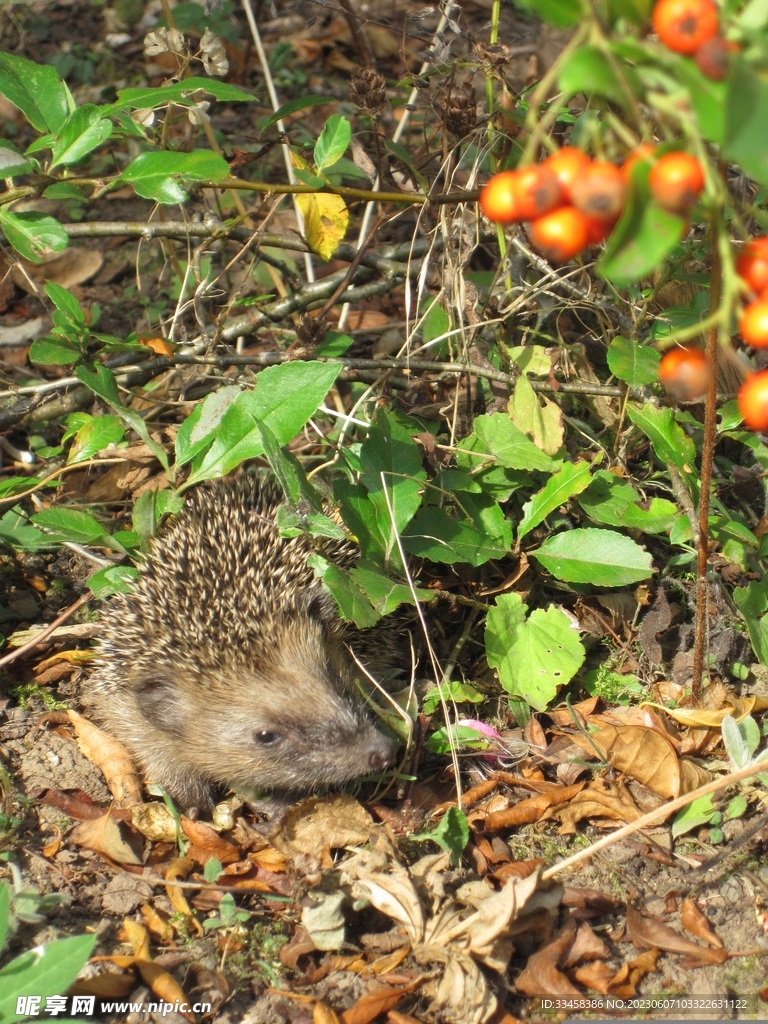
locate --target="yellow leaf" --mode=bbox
[296,191,348,262]
[508,374,563,456]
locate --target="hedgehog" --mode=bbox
[89,475,397,811]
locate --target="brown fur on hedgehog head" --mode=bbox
[89,477,397,810]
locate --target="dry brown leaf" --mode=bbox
[680,896,723,948]
[341,983,411,1024]
[68,710,143,807]
[275,793,373,859]
[572,960,616,993]
[563,921,611,966]
[69,812,142,865]
[571,723,680,798]
[40,824,62,859]
[120,919,151,959]
[136,960,194,1022]
[165,857,202,934]
[181,817,241,863]
[315,1002,342,1024]
[514,918,581,997]
[607,948,661,996]
[485,784,585,830]
[140,903,174,944]
[625,904,727,962]
[552,779,643,833]
[679,757,712,792]
[249,846,287,872]
[643,695,768,727]
[69,973,137,998]
[12,248,102,291]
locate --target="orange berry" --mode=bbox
[735,237,768,294]
[694,35,736,79]
[652,0,719,55]
[738,370,768,431]
[543,147,591,201]
[527,206,590,264]
[658,346,710,401]
[648,152,705,213]
[511,164,564,220]
[739,300,768,348]
[479,171,520,224]
[584,214,618,245]
[622,143,656,181]
[570,160,627,221]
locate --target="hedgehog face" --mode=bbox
[125,616,396,798]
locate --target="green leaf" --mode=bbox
[175,385,241,466]
[558,46,639,107]
[0,52,70,133]
[471,413,555,473]
[0,141,31,177]
[308,554,380,628]
[672,795,715,838]
[67,415,125,464]
[74,364,170,474]
[420,297,450,348]
[120,150,230,204]
[517,460,593,541]
[402,494,512,566]
[0,209,68,264]
[422,681,484,715]
[316,331,354,356]
[187,362,341,485]
[262,94,330,130]
[0,508,47,550]
[724,57,768,187]
[87,564,140,597]
[0,883,9,955]
[733,581,768,665]
[31,507,108,545]
[606,336,660,387]
[113,78,255,111]
[675,59,726,146]
[626,403,696,472]
[0,933,96,1022]
[359,408,425,568]
[534,528,654,586]
[349,559,430,614]
[598,195,685,286]
[579,471,640,526]
[257,420,323,511]
[621,497,679,534]
[45,281,85,321]
[314,114,351,174]
[416,807,469,867]
[29,336,82,366]
[485,593,585,712]
[516,0,583,26]
[49,104,113,170]
[43,183,88,202]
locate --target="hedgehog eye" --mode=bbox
[254,729,282,745]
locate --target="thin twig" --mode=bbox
[0,593,92,669]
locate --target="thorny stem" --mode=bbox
[691,216,724,699]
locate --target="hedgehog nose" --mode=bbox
[369,733,397,772]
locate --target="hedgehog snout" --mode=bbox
[367,730,397,772]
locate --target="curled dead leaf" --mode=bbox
[69,812,142,865]
[68,710,143,807]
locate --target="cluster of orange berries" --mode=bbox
[736,238,768,431]
[479,146,705,265]
[657,239,768,432]
[652,0,734,80]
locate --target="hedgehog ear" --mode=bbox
[132,675,187,737]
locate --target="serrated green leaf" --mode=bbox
[471,413,555,473]
[0,933,96,1022]
[31,507,108,544]
[187,362,341,485]
[534,528,654,586]
[579,470,640,526]
[402,494,512,566]
[517,460,593,540]
[0,209,68,263]
[314,114,351,174]
[120,150,229,204]
[0,140,31,177]
[308,554,380,628]
[606,336,661,387]
[485,593,585,712]
[626,403,696,472]
[67,415,124,464]
[29,336,82,366]
[0,52,70,133]
[262,94,329,130]
[49,104,113,170]
[87,564,140,597]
